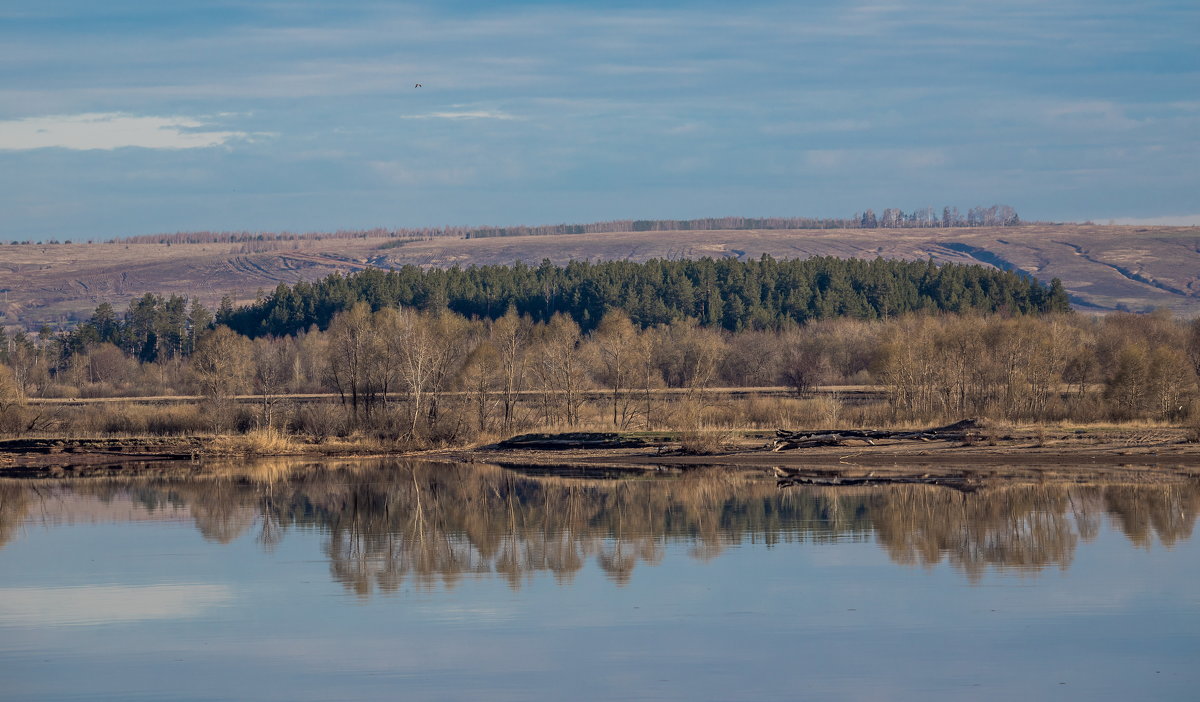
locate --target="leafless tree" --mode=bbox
[532,313,588,426]
[490,307,531,433]
[325,303,376,421]
[0,364,25,435]
[383,307,471,438]
[191,326,253,429]
[588,310,641,428]
[252,336,296,429]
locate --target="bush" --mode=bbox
[677,428,735,455]
[292,403,349,441]
[1185,401,1200,443]
[0,405,23,435]
[145,406,206,435]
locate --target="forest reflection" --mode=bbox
[2,460,1198,593]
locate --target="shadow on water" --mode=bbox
[2,459,1198,593]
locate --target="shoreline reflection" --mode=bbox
[2,460,1197,593]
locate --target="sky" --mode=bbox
[0,0,1197,241]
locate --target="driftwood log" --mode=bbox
[771,419,981,451]
[496,432,653,450]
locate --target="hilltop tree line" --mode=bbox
[461,205,1023,238]
[857,204,1020,229]
[3,205,1025,246]
[220,256,1067,338]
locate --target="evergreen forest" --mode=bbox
[221,256,1069,338]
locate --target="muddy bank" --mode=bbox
[453,449,1200,491]
[0,436,392,474]
[4,426,1200,486]
[0,437,206,465]
[449,426,1200,486]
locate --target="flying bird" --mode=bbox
[414,83,422,88]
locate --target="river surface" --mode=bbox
[1,459,1198,701]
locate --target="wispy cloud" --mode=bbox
[1044,101,1142,131]
[591,63,702,76]
[0,113,250,151]
[370,160,479,185]
[0,0,1195,235]
[399,110,517,121]
[760,119,874,136]
[805,147,948,169]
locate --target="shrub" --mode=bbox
[677,428,735,455]
[292,403,349,441]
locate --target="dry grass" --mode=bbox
[707,397,843,429]
[13,390,1199,453]
[677,427,738,455]
[207,429,298,455]
[305,433,393,454]
[67,403,208,436]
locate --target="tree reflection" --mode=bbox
[1,461,1198,594]
[869,486,1082,583]
[0,481,31,550]
[1104,484,1199,548]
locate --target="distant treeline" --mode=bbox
[97,205,1024,246]
[458,206,1022,240]
[109,227,418,246]
[460,206,1021,238]
[221,256,1067,338]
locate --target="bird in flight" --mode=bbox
[414,83,422,88]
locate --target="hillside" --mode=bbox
[2,223,1198,330]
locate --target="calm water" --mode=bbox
[1,460,1198,701]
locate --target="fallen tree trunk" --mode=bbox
[772,419,981,451]
[496,432,652,450]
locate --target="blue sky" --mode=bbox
[1,0,1197,240]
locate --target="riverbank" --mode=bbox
[463,424,1200,465]
[4,424,1200,485]
[448,426,1200,487]
[0,435,397,473]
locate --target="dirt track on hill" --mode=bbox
[4,224,1200,329]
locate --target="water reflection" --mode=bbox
[2,460,1197,592]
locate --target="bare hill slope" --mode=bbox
[2,224,1198,329]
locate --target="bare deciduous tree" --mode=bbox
[490,307,531,433]
[461,338,502,433]
[0,363,25,435]
[191,326,253,429]
[383,307,471,438]
[253,336,296,429]
[655,319,727,399]
[325,303,376,421]
[532,313,588,426]
[588,310,641,428]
